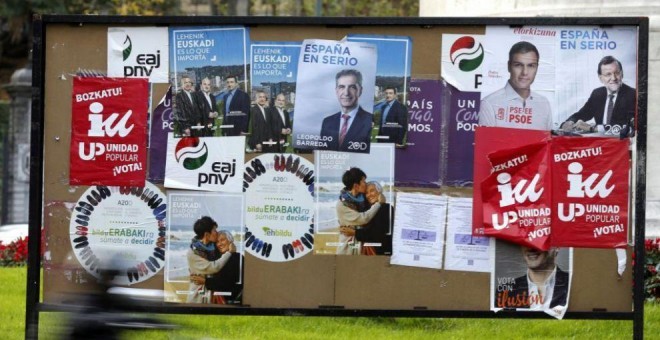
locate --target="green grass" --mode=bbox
[2,267,658,339]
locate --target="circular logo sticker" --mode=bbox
[449,36,484,72]
[69,182,166,285]
[243,154,314,262]
[175,137,208,170]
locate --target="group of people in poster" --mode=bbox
[171,34,412,154]
[72,25,637,318]
[173,74,293,153]
[176,76,296,153]
[172,68,409,152]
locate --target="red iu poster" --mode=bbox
[481,142,553,250]
[70,77,149,186]
[472,126,550,237]
[551,137,630,248]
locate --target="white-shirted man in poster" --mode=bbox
[478,41,552,130]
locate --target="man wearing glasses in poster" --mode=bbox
[560,55,636,134]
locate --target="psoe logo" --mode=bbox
[175,137,208,170]
[449,36,484,72]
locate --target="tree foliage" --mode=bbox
[249,0,418,17]
[300,0,418,17]
[0,0,418,63]
[0,0,181,57]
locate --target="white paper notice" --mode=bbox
[390,193,447,269]
[444,197,493,272]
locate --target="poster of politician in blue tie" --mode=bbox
[169,26,250,138]
[347,34,412,146]
[291,39,377,153]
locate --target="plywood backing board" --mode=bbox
[41,22,632,313]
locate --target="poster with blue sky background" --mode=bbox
[165,191,244,303]
[250,41,301,152]
[169,26,250,137]
[346,34,412,110]
[250,41,300,108]
[313,144,395,255]
[169,26,249,93]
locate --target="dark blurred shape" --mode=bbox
[63,259,175,339]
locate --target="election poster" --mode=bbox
[70,77,148,186]
[314,144,395,255]
[165,191,244,305]
[169,26,250,137]
[394,79,443,187]
[291,39,377,153]
[249,41,300,153]
[148,87,173,183]
[164,134,245,193]
[481,141,553,250]
[243,154,314,262]
[347,34,412,145]
[492,239,572,319]
[445,83,480,186]
[444,197,493,273]
[443,26,638,135]
[479,26,556,131]
[108,27,169,83]
[390,193,447,269]
[69,182,166,286]
[472,127,551,237]
[441,34,486,93]
[554,26,637,135]
[551,137,630,248]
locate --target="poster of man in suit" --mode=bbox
[292,39,377,153]
[169,26,250,137]
[553,26,637,135]
[559,55,636,134]
[475,25,637,133]
[492,239,573,320]
[347,34,412,146]
[250,41,299,152]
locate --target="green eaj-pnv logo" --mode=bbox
[450,36,484,72]
[175,137,208,170]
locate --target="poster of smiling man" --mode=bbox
[169,26,250,138]
[291,39,377,153]
[476,27,556,131]
[552,26,637,136]
[445,26,637,134]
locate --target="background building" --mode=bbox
[421,0,660,237]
